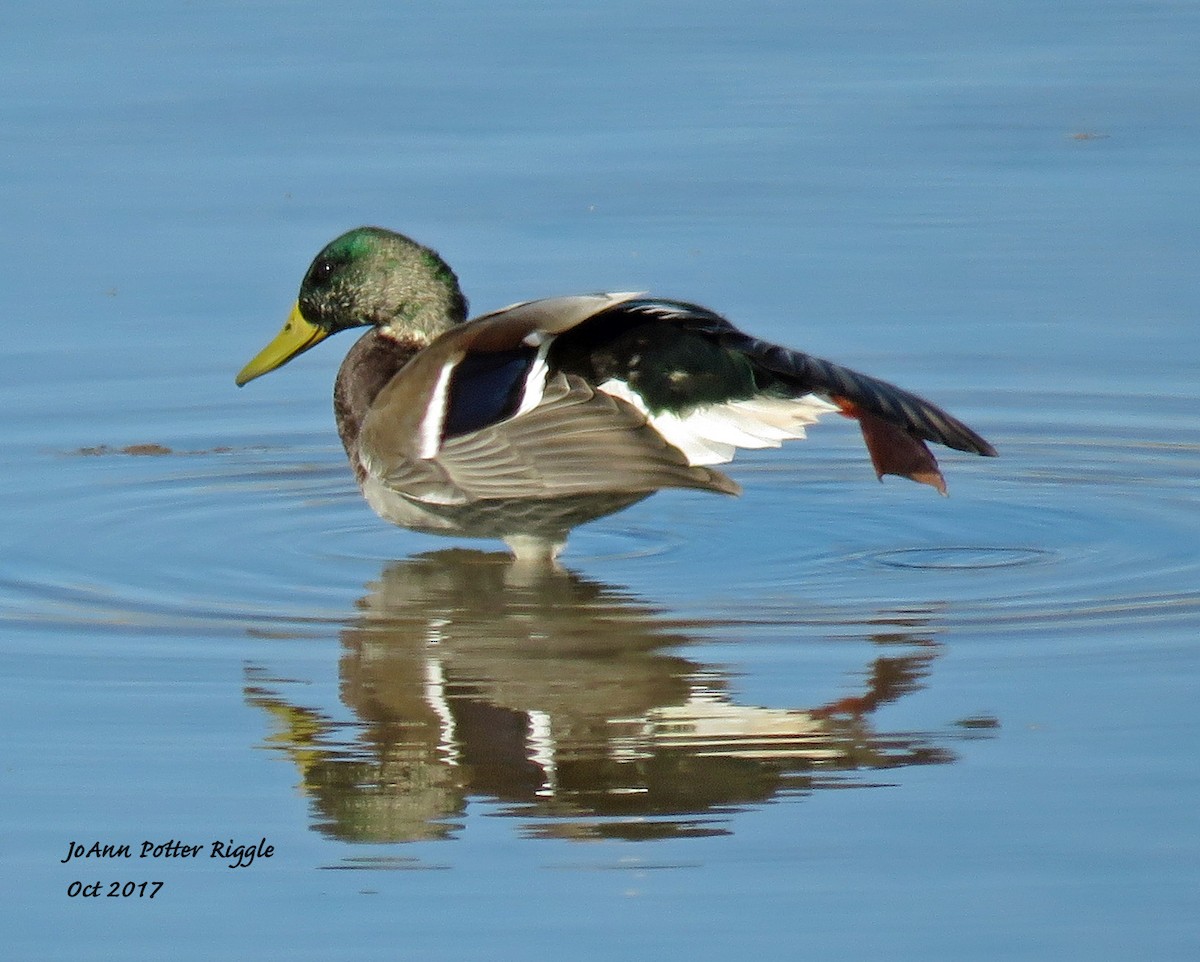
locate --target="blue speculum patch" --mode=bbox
[441,347,537,439]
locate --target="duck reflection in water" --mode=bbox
[246,550,981,843]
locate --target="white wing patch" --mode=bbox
[513,337,554,418]
[417,359,458,460]
[598,378,838,467]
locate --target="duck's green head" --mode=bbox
[236,226,468,386]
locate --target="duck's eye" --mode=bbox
[308,257,337,287]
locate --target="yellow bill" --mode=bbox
[235,302,330,386]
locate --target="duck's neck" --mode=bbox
[333,328,424,477]
[377,263,468,345]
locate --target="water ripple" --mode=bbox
[2,392,1198,637]
[864,546,1057,570]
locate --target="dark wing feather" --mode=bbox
[549,299,760,413]
[724,333,997,457]
[570,299,996,456]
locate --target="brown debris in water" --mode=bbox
[73,443,233,457]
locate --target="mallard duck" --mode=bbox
[237,227,996,560]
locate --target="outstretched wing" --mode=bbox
[550,298,996,493]
[358,293,994,503]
